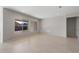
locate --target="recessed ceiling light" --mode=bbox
[59,6,62,8]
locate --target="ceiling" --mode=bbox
[4,6,79,19]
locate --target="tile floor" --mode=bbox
[0,33,79,53]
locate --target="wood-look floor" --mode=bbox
[0,33,79,53]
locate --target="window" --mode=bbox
[15,20,28,31]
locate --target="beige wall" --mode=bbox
[3,8,40,42]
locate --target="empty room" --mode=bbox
[0,6,79,53]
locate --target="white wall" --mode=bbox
[41,11,79,38]
[42,16,66,37]
[0,7,3,44]
[3,8,40,42]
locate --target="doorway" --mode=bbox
[34,22,38,32]
[31,21,38,32]
[67,17,77,38]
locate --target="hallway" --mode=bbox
[0,33,79,53]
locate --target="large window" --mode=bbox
[15,20,28,31]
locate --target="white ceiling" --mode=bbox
[4,6,79,19]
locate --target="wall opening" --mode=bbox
[66,17,77,38]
